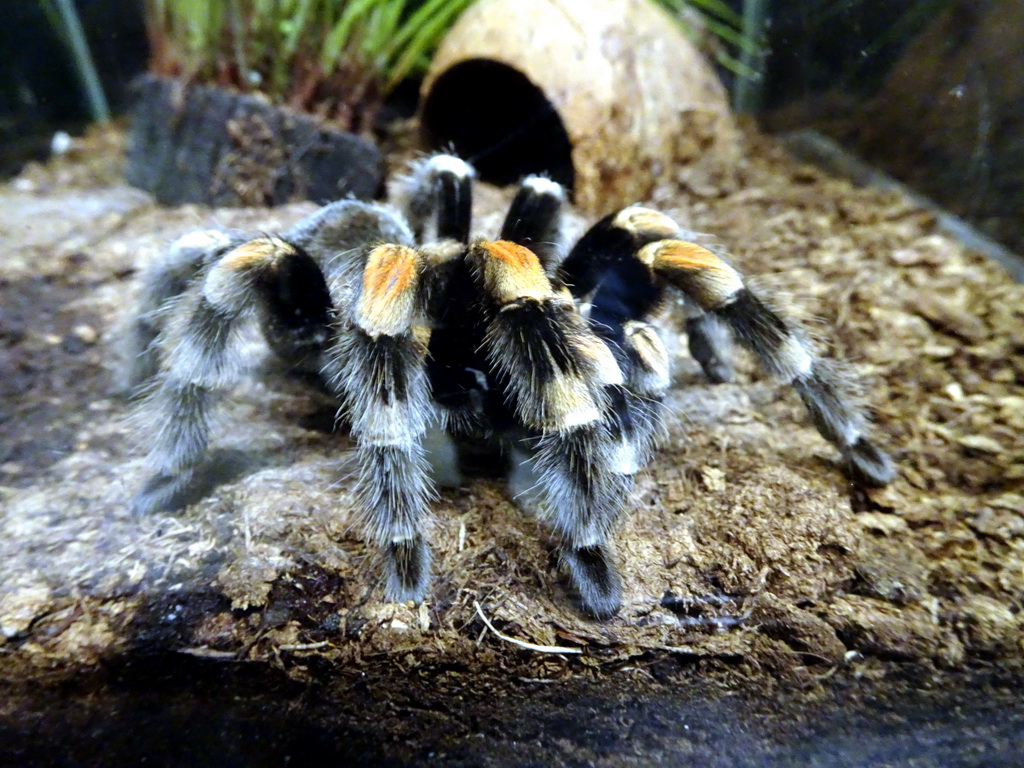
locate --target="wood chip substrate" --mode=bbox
[1,126,1021,688]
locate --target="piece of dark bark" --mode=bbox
[126,76,383,207]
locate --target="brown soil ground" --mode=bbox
[1,125,1022,764]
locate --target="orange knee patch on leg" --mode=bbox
[639,240,744,307]
[357,244,422,337]
[220,237,295,271]
[472,240,551,303]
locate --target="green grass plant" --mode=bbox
[145,0,772,130]
[146,0,474,132]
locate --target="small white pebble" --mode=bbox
[51,130,74,155]
[73,325,99,344]
[699,466,726,492]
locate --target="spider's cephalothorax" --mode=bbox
[124,155,895,619]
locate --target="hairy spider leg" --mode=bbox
[314,163,474,602]
[560,206,735,383]
[469,240,631,618]
[399,156,491,437]
[391,154,475,243]
[323,243,436,602]
[548,213,678,488]
[122,230,237,392]
[132,237,333,514]
[503,184,672,483]
[499,175,567,274]
[640,237,896,486]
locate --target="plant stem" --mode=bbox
[732,0,768,113]
[54,0,111,123]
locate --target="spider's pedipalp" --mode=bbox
[614,320,671,467]
[391,153,474,243]
[621,320,671,398]
[642,238,895,485]
[500,175,566,273]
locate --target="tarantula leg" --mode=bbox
[510,427,628,619]
[323,244,436,603]
[558,206,678,300]
[469,240,631,617]
[553,324,669,618]
[684,308,735,384]
[469,241,623,430]
[133,237,331,514]
[282,200,415,291]
[255,239,336,372]
[640,239,896,486]
[615,320,671,467]
[391,154,474,243]
[559,207,734,384]
[560,544,621,619]
[533,426,629,619]
[121,229,234,393]
[500,175,566,273]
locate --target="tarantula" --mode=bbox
[124,154,894,619]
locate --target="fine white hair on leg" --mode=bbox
[132,235,337,514]
[120,229,236,394]
[791,358,896,486]
[529,424,629,619]
[712,290,894,484]
[618,320,671,466]
[132,293,251,515]
[507,444,545,516]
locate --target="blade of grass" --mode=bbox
[378,0,466,61]
[702,16,760,56]
[384,0,474,91]
[321,0,379,71]
[733,0,768,113]
[39,0,112,122]
[660,0,743,27]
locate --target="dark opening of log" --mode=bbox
[421,59,575,195]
